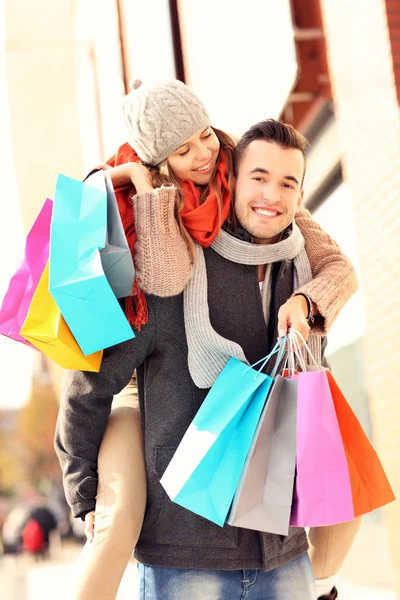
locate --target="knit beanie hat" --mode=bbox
[122,79,211,166]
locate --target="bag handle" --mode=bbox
[270,335,291,378]
[270,338,289,378]
[287,330,307,373]
[277,330,300,373]
[288,328,321,371]
[269,329,321,378]
[246,339,282,378]
[265,333,301,379]
[245,326,321,381]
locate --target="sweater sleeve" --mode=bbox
[132,186,194,297]
[294,207,358,334]
[54,312,155,518]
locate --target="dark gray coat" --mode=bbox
[55,247,327,571]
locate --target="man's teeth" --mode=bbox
[254,208,279,216]
[195,161,211,172]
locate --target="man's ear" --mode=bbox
[296,189,304,210]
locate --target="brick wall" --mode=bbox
[320,0,400,595]
[385,0,400,104]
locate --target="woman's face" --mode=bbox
[167,127,220,185]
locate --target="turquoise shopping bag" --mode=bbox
[160,356,274,526]
[49,172,134,355]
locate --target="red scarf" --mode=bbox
[180,150,231,247]
[100,143,232,328]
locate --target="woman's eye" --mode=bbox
[202,133,212,139]
[179,149,189,157]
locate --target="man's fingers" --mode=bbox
[289,320,310,344]
[278,308,309,340]
[84,511,95,543]
[277,307,289,338]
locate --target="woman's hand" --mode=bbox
[84,510,95,543]
[129,163,154,194]
[277,296,310,342]
[107,162,154,193]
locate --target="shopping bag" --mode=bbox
[227,375,297,535]
[87,171,135,298]
[20,262,102,371]
[326,371,395,516]
[0,199,52,347]
[290,369,355,527]
[49,172,135,355]
[161,356,274,526]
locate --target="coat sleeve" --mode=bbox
[132,186,194,297]
[294,207,358,334]
[54,310,155,518]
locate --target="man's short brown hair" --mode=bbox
[234,119,310,186]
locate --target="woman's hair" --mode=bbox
[146,128,237,263]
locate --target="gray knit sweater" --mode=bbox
[55,246,328,572]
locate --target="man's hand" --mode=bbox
[84,510,95,543]
[277,295,310,341]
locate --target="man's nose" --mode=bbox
[262,182,280,204]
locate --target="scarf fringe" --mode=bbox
[125,278,148,331]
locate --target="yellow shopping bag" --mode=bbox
[20,262,102,372]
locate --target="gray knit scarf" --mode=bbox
[184,223,321,388]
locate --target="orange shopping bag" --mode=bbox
[326,371,395,517]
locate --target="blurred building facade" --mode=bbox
[2,0,399,595]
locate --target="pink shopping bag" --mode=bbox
[289,369,355,527]
[0,199,53,347]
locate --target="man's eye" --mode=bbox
[252,177,265,183]
[282,183,294,189]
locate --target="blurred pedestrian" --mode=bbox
[21,499,58,561]
[1,506,27,555]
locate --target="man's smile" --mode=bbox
[251,206,282,219]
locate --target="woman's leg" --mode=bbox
[74,380,146,600]
[308,517,363,579]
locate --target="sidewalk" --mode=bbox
[1,518,396,599]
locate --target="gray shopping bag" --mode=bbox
[227,375,297,535]
[85,170,135,299]
[101,171,135,298]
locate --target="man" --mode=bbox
[55,119,338,599]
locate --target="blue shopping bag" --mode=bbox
[160,356,274,526]
[49,172,135,355]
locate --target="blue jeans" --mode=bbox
[138,554,316,599]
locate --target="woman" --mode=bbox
[72,80,360,600]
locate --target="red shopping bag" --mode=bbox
[326,371,395,516]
